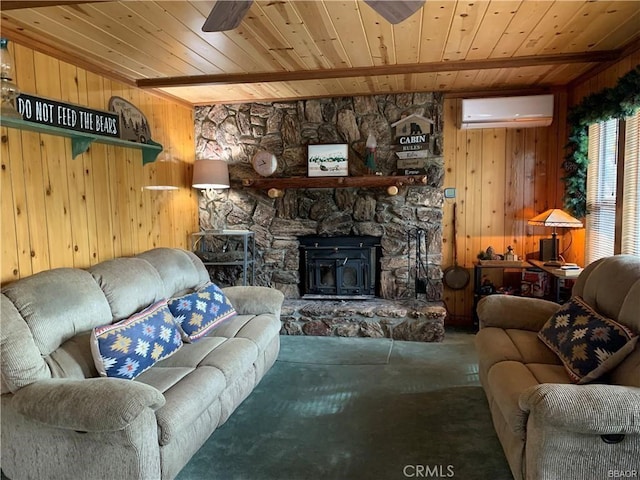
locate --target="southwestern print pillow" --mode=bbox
[167,282,236,342]
[90,300,183,379]
[538,296,637,384]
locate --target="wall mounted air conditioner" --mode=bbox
[460,94,554,129]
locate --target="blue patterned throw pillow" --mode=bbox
[538,296,637,384]
[90,300,183,380]
[167,282,236,342]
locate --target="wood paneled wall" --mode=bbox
[3,40,636,323]
[441,93,568,324]
[441,49,639,324]
[1,43,198,284]
[571,51,640,107]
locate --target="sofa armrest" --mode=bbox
[519,383,640,434]
[477,294,561,331]
[223,286,284,316]
[12,378,165,432]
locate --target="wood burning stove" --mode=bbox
[299,235,381,299]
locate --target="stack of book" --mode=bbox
[553,264,583,277]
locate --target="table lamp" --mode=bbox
[528,208,583,266]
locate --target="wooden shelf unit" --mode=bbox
[191,230,255,286]
[0,117,163,164]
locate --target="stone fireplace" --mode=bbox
[193,93,447,341]
[299,235,381,299]
[197,185,444,302]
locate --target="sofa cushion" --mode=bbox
[526,363,572,384]
[90,300,183,380]
[211,313,284,351]
[573,254,640,333]
[134,335,256,446]
[486,361,539,439]
[610,346,640,387]
[168,283,236,342]
[476,327,562,366]
[136,248,209,299]
[154,337,227,369]
[138,366,226,446]
[46,332,98,379]
[610,280,640,387]
[617,275,640,334]
[538,296,638,384]
[89,257,165,321]
[200,337,259,383]
[2,268,113,356]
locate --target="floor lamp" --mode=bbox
[528,208,583,267]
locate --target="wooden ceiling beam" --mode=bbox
[0,1,109,9]
[137,50,621,89]
[567,35,640,92]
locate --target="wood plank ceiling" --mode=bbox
[2,0,639,105]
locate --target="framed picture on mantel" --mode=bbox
[307,144,349,177]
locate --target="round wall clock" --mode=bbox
[251,150,277,177]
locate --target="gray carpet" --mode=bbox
[176,332,514,480]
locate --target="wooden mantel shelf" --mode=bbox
[241,175,428,192]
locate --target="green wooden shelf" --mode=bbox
[0,116,163,164]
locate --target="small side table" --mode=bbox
[527,260,581,303]
[472,261,532,327]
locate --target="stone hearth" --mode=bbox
[281,298,446,342]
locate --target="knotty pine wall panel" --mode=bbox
[440,50,639,324]
[442,94,567,324]
[1,43,198,284]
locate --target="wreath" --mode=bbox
[563,65,640,218]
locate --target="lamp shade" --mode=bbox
[528,208,583,228]
[192,159,230,189]
[144,157,178,190]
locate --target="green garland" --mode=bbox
[563,65,640,218]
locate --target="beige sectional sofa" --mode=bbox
[475,255,640,480]
[1,247,284,480]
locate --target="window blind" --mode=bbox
[586,119,618,264]
[621,111,640,256]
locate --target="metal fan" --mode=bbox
[202,0,426,33]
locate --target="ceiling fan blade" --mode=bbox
[202,0,253,33]
[364,0,425,24]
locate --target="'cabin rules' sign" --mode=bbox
[16,93,120,138]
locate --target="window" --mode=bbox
[622,112,639,256]
[586,119,618,263]
[586,111,640,264]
